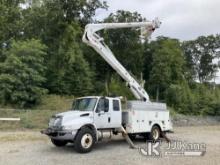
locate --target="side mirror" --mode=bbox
[96,107,101,113]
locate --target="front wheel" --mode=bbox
[51,139,67,147]
[74,127,96,153]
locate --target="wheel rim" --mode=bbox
[152,128,159,140]
[81,133,93,149]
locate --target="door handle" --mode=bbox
[108,117,111,123]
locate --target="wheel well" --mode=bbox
[152,124,161,132]
[83,124,96,132]
[74,124,97,141]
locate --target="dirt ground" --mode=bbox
[0,126,219,165]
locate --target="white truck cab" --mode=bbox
[59,96,122,130]
[42,96,122,153]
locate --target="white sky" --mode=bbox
[95,0,220,83]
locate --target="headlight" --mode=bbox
[49,118,55,127]
[49,116,62,128]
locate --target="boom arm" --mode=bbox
[82,18,161,102]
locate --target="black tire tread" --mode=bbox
[74,127,96,153]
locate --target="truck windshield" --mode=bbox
[72,98,97,111]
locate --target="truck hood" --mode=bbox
[55,110,94,130]
[56,110,92,119]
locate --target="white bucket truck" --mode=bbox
[41,18,173,153]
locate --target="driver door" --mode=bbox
[94,98,111,129]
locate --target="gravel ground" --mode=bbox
[0,126,220,165]
[172,115,220,126]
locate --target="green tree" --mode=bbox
[182,35,220,83]
[0,39,47,107]
[191,84,220,116]
[46,23,94,95]
[42,0,107,25]
[0,0,24,60]
[62,54,94,96]
[22,0,106,95]
[165,82,194,114]
[148,37,185,101]
[104,10,145,77]
[107,75,134,100]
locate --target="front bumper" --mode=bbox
[41,128,77,141]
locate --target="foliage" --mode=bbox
[107,75,134,100]
[165,82,193,114]
[43,0,108,25]
[0,108,66,130]
[0,39,47,107]
[147,37,185,101]
[104,10,145,77]
[35,94,74,111]
[144,37,220,115]
[182,35,220,83]
[0,1,219,116]
[45,23,94,95]
[193,84,220,115]
[0,0,24,60]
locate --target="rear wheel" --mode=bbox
[74,127,96,153]
[148,125,160,141]
[51,139,67,147]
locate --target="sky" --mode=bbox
[94,0,220,83]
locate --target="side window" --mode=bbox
[97,98,109,112]
[113,100,120,111]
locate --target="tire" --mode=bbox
[51,139,67,147]
[74,127,96,153]
[148,125,160,142]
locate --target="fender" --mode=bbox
[150,121,163,132]
[76,123,98,141]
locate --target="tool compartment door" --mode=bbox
[128,110,140,133]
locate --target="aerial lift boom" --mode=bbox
[82,18,161,102]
